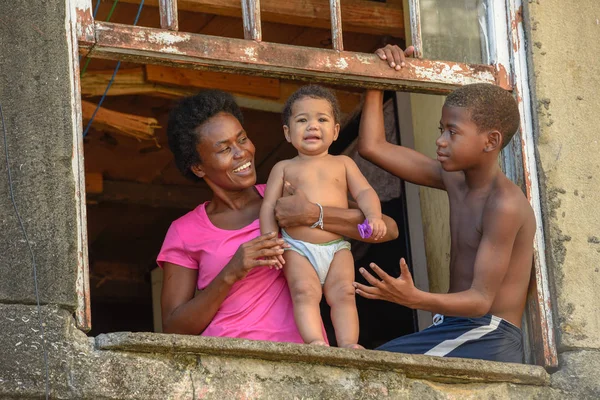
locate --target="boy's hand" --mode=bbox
[375,45,415,70]
[353,258,419,308]
[367,216,387,241]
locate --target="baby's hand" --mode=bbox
[267,246,286,270]
[368,217,387,241]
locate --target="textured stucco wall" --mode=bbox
[0,0,80,307]
[527,0,600,351]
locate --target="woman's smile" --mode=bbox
[233,161,253,174]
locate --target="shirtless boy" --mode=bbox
[353,45,536,363]
[260,85,386,348]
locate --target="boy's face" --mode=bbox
[436,106,488,171]
[283,97,340,156]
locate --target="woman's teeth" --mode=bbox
[233,162,251,173]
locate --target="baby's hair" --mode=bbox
[282,85,341,125]
[167,90,243,182]
[445,83,520,149]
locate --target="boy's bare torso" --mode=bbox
[444,171,535,327]
[281,155,349,243]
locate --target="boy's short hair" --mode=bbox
[282,84,341,125]
[167,90,243,182]
[444,83,520,149]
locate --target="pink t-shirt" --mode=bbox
[157,184,306,343]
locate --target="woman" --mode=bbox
[158,90,398,342]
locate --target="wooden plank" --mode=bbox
[241,0,261,41]
[81,99,161,141]
[408,0,423,58]
[85,172,104,195]
[330,0,343,51]
[118,0,404,37]
[145,64,281,98]
[506,0,557,368]
[79,68,361,114]
[70,0,93,332]
[80,67,201,98]
[159,0,179,30]
[74,0,94,46]
[88,22,507,94]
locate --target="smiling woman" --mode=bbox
[157,90,399,343]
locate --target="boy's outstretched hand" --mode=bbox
[353,258,420,308]
[375,45,415,70]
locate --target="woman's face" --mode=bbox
[192,112,257,191]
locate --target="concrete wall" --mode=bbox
[527,1,600,351]
[0,0,81,307]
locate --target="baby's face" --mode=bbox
[283,97,340,157]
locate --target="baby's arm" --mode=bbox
[342,156,386,240]
[259,161,287,268]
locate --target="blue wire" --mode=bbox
[82,0,145,138]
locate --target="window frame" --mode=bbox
[69,0,557,368]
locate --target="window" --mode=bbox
[70,0,556,367]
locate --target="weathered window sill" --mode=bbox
[95,332,549,386]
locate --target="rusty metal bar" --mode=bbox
[329,0,343,51]
[159,0,179,31]
[240,0,262,41]
[87,22,508,94]
[408,0,423,58]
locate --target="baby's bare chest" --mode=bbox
[283,160,347,200]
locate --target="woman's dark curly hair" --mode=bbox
[167,90,243,182]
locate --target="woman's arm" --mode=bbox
[274,181,399,243]
[161,232,286,334]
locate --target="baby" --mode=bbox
[260,85,386,348]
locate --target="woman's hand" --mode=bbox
[274,181,320,228]
[225,232,287,282]
[375,45,415,70]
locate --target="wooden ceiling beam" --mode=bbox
[80,67,362,115]
[145,64,280,98]
[118,0,404,37]
[81,100,161,141]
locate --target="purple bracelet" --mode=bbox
[358,219,372,239]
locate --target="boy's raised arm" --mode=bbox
[358,89,445,190]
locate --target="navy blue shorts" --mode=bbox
[377,314,523,363]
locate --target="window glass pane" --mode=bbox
[420,0,489,64]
